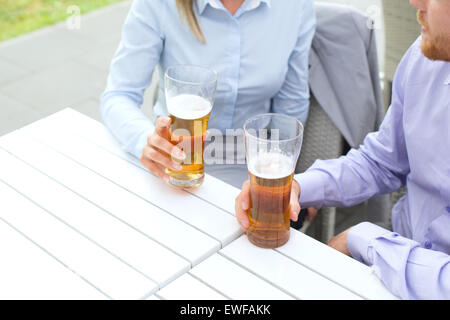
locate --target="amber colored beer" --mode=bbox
[247,153,293,248]
[166,94,212,188]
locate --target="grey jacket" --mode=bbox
[310,3,390,227]
[310,2,385,148]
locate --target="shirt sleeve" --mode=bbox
[348,222,450,299]
[271,0,316,126]
[100,0,165,159]
[294,40,416,209]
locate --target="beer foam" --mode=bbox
[167,94,212,120]
[248,152,293,179]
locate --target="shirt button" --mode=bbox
[424,241,432,249]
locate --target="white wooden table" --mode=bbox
[0,108,398,300]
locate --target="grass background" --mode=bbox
[0,0,124,42]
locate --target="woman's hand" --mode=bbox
[140,117,186,182]
[235,179,302,232]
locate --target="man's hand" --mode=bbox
[328,228,352,256]
[235,179,301,232]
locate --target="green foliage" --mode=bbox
[0,0,124,41]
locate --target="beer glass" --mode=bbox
[165,65,218,188]
[244,114,303,248]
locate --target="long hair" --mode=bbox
[175,0,206,43]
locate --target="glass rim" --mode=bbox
[243,113,304,143]
[165,64,218,86]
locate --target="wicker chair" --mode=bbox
[295,94,344,243]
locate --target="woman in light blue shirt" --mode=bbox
[101,0,316,188]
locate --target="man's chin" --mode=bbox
[420,37,450,62]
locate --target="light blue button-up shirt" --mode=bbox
[296,37,450,300]
[100,0,316,158]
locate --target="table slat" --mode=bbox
[18,122,242,246]
[0,181,157,299]
[189,174,240,216]
[0,220,106,300]
[157,274,228,300]
[0,132,220,266]
[221,235,362,300]
[0,148,190,287]
[35,108,241,215]
[189,254,293,300]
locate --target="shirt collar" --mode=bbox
[197,0,221,14]
[247,0,271,10]
[198,0,271,15]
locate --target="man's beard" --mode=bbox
[417,10,450,62]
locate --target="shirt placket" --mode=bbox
[223,15,241,129]
[208,0,261,130]
[444,98,450,209]
[442,84,450,206]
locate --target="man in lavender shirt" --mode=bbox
[235,0,450,299]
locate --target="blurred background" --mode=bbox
[0,0,420,136]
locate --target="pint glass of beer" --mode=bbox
[165,65,218,188]
[244,114,303,248]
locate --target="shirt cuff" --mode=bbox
[347,222,391,265]
[294,170,327,209]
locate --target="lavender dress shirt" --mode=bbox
[295,37,450,300]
